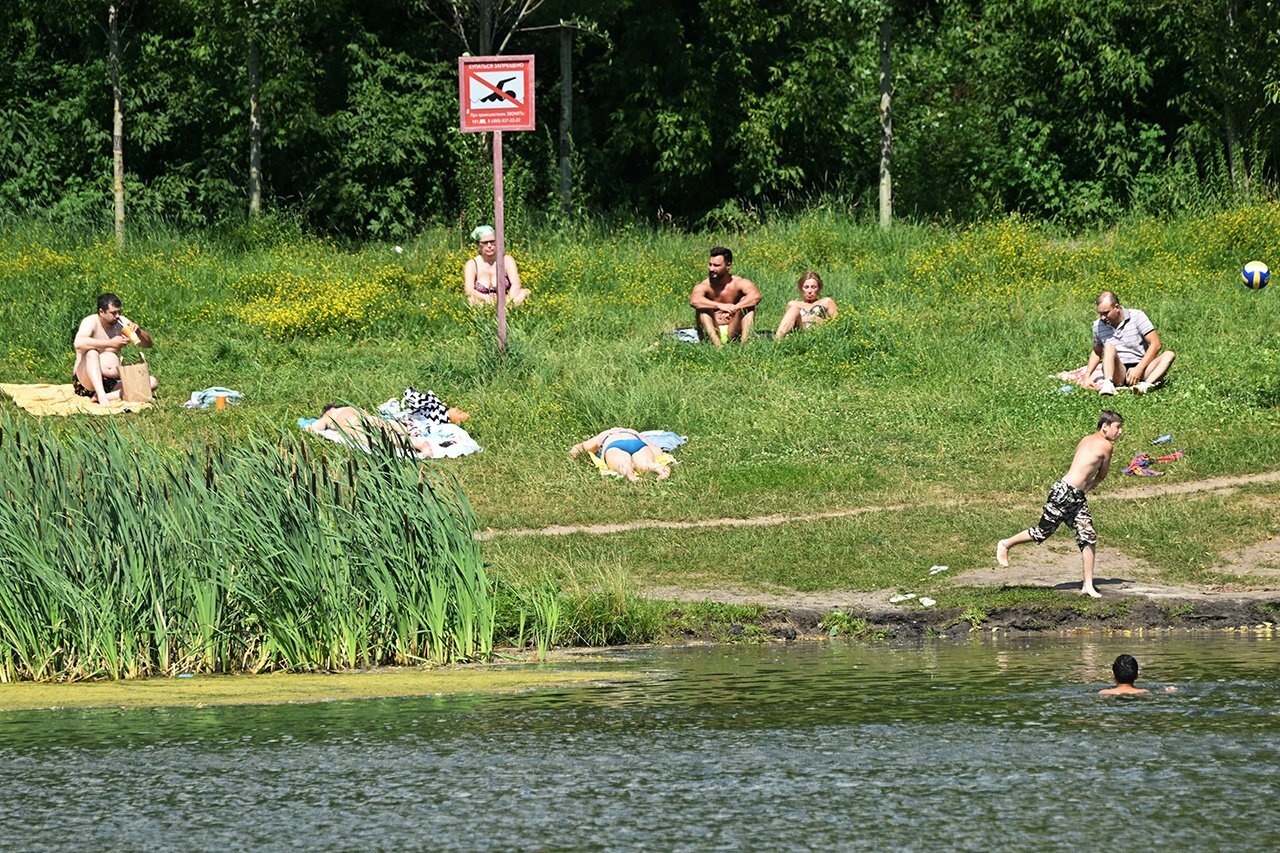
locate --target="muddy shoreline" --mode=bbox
[678,597,1280,643]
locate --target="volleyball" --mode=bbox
[1242,261,1270,290]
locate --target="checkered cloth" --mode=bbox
[401,387,450,426]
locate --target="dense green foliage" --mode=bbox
[3,1,1278,233]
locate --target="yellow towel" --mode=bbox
[0,383,151,416]
[589,450,675,476]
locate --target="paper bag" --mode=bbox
[118,353,152,403]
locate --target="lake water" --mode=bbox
[2,634,1279,851]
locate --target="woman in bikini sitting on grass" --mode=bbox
[774,270,838,338]
[463,225,530,307]
[570,428,671,482]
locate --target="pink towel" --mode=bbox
[1054,365,1101,390]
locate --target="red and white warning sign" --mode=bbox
[459,55,535,133]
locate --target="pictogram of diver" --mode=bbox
[478,77,518,103]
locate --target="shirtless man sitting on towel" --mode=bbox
[689,247,762,346]
[73,293,158,403]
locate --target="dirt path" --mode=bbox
[478,469,1280,539]
[479,469,1280,611]
[650,537,1276,616]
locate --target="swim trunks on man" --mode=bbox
[1026,479,1097,550]
[72,374,118,398]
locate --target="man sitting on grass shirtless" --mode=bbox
[995,409,1124,598]
[689,246,762,346]
[73,292,158,404]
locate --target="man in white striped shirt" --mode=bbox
[1086,291,1175,395]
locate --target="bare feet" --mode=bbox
[656,466,671,481]
[995,540,1009,567]
[1080,586,1102,598]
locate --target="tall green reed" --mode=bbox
[0,411,493,681]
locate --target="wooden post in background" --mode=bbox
[109,5,126,251]
[559,26,573,213]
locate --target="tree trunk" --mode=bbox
[559,25,572,212]
[248,39,262,218]
[878,15,893,229]
[479,0,495,55]
[1223,0,1248,194]
[109,5,125,251]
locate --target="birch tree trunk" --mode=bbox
[248,39,262,218]
[109,4,125,250]
[878,15,893,230]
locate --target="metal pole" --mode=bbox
[493,130,508,354]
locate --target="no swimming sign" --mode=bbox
[459,55,536,132]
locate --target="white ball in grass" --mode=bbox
[394,245,404,255]
[1241,260,1269,289]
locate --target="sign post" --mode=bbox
[459,55,535,354]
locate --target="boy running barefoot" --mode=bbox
[996,410,1124,598]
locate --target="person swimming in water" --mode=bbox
[569,428,671,481]
[775,270,838,337]
[1098,654,1150,695]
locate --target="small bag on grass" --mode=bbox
[118,351,152,403]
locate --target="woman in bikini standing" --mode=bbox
[570,428,671,481]
[463,225,531,307]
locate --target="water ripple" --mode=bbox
[2,635,1278,849]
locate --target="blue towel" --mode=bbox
[639,430,687,452]
[184,387,244,409]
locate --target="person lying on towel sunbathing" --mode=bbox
[569,428,671,481]
[307,405,435,457]
[73,292,158,403]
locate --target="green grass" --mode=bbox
[480,482,1280,595]
[2,207,1280,670]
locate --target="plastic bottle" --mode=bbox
[120,319,141,345]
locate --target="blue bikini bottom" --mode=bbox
[599,436,647,457]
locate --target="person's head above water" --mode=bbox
[1112,654,1139,685]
